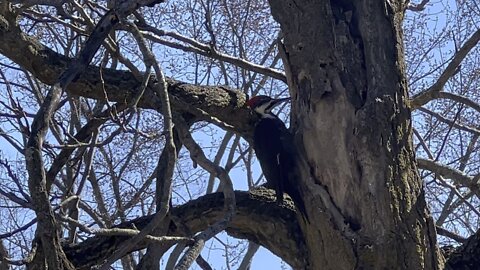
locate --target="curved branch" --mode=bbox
[0,7,254,140]
[436,92,480,114]
[417,107,480,136]
[417,158,477,190]
[24,5,125,269]
[411,28,480,109]
[46,104,126,189]
[407,0,430,12]
[62,190,307,270]
[98,20,179,270]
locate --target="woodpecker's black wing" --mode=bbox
[252,113,309,221]
[278,130,309,222]
[253,115,309,221]
[253,115,287,203]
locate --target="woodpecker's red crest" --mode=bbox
[246,95,272,108]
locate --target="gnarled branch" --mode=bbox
[62,190,307,270]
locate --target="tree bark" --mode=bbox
[62,190,308,270]
[269,0,444,269]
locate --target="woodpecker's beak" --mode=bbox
[264,97,290,113]
[271,97,291,107]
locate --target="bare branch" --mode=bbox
[411,28,480,109]
[174,117,236,270]
[98,21,177,269]
[61,190,307,270]
[46,103,127,189]
[417,158,479,192]
[238,242,260,270]
[417,107,480,136]
[195,254,213,270]
[436,226,467,243]
[436,92,480,115]
[134,24,287,82]
[10,0,64,8]
[206,132,234,194]
[0,218,37,239]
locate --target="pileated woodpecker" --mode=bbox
[246,95,308,220]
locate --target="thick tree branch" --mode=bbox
[0,6,254,140]
[62,190,307,270]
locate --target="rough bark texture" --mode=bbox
[269,0,443,269]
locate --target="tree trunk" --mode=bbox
[269,0,444,269]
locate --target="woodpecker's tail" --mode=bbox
[286,186,310,223]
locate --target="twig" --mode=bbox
[173,117,235,270]
[206,132,234,194]
[132,24,286,82]
[98,19,176,269]
[435,226,467,243]
[411,28,480,109]
[238,242,260,270]
[417,107,480,136]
